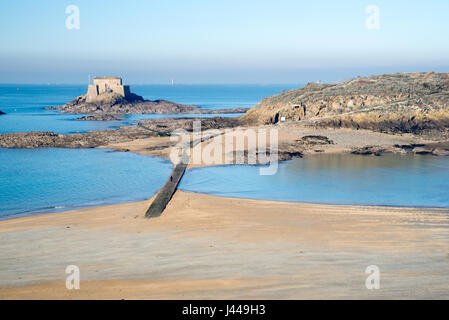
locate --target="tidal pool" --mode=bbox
[179,154,449,208]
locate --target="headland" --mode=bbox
[1,72,449,299]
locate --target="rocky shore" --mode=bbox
[75,114,124,121]
[350,141,449,157]
[46,92,247,117]
[276,129,449,158]
[0,126,159,149]
[1,119,449,162]
[2,72,449,161]
[0,116,242,154]
[241,72,449,137]
[137,117,241,134]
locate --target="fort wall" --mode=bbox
[86,77,130,102]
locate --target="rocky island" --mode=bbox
[46,76,247,119]
[1,72,449,158]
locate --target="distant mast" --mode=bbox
[170,78,174,86]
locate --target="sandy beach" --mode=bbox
[1,126,448,300]
[2,0,449,306]
[1,190,449,299]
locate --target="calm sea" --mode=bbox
[0,84,297,134]
[1,84,448,218]
[0,84,297,218]
[0,148,172,219]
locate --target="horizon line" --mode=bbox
[0,82,308,86]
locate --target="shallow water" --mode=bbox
[0,84,299,219]
[0,148,172,219]
[0,84,296,133]
[179,154,449,208]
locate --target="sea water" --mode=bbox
[179,154,449,208]
[0,84,297,219]
[3,84,446,217]
[0,84,296,134]
[0,148,172,219]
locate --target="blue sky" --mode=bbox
[0,0,448,84]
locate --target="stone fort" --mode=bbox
[87,76,131,102]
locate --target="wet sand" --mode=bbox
[104,125,427,169]
[1,191,449,299]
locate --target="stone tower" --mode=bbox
[86,76,131,102]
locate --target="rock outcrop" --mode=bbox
[297,135,334,145]
[241,72,449,136]
[75,114,124,121]
[137,117,241,134]
[47,92,247,116]
[0,116,242,149]
[0,110,6,115]
[0,127,159,149]
[349,141,449,156]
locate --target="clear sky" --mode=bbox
[1,0,448,84]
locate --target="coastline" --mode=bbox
[178,188,449,210]
[1,116,448,299]
[1,191,449,299]
[102,124,437,165]
[1,125,446,221]
[2,0,448,305]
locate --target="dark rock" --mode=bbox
[412,146,432,154]
[298,135,334,145]
[0,116,241,149]
[392,142,449,156]
[351,146,386,156]
[431,148,449,156]
[0,127,160,149]
[273,112,280,124]
[279,150,303,161]
[137,117,241,134]
[47,93,248,116]
[75,114,122,121]
[394,143,425,150]
[0,110,5,115]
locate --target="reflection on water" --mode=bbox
[180,154,449,208]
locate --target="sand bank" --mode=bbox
[104,125,428,169]
[1,191,449,299]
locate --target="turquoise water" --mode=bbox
[0,84,296,134]
[0,148,172,219]
[180,154,449,208]
[2,84,447,218]
[0,84,298,219]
